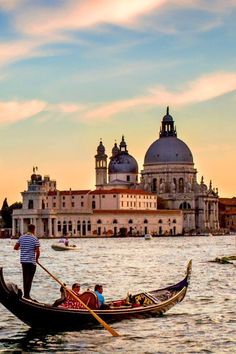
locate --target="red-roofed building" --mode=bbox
[219,198,236,232]
[12,171,183,237]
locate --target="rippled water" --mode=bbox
[0,236,235,353]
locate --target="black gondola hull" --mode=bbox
[0,260,192,331]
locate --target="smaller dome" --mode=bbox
[96,140,105,155]
[109,153,138,174]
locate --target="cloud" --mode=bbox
[12,0,236,38]
[1,72,236,125]
[1,0,235,67]
[15,0,164,36]
[0,100,87,125]
[84,72,236,120]
[0,40,40,66]
[0,0,26,11]
[0,100,47,124]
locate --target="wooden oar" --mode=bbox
[37,261,119,337]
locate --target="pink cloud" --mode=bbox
[0,40,38,66]
[0,100,47,124]
[84,72,236,120]
[15,0,165,36]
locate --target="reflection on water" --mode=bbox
[0,236,235,353]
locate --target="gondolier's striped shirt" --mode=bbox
[16,234,40,264]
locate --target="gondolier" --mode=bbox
[14,224,40,299]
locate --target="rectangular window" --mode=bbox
[81,202,84,207]
[62,202,65,207]
[72,202,74,207]
[53,203,56,208]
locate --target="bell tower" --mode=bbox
[95,140,107,188]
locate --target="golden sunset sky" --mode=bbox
[0,0,236,204]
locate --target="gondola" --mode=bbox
[0,260,192,331]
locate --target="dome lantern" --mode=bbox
[160,106,177,138]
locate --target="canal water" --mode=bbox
[0,236,235,353]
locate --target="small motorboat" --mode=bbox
[0,261,192,331]
[51,243,78,251]
[144,234,152,240]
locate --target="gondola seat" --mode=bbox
[78,291,99,309]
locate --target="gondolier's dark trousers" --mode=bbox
[21,263,36,299]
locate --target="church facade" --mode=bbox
[140,108,219,233]
[12,108,219,237]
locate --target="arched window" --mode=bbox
[57,221,61,232]
[179,202,191,210]
[28,200,34,209]
[152,178,157,192]
[68,221,72,232]
[128,219,133,224]
[173,219,176,224]
[113,219,118,224]
[87,220,91,231]
[97,219,102,224]
[144,219,148,224]
[158,219,163,224]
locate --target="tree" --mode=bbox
[1,199,22,228]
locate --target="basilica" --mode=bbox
[12,108,219,237]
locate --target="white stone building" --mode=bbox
[12,107,219,237]
[12,173,183,237]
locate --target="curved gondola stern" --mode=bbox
[186,259,192,284]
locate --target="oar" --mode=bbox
[37,261,119,337]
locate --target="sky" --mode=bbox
[0,0,236,205]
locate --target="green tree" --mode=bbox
[1,199,22,228]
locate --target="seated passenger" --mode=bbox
[52,285,67,307]
[59,283,83,309]
[94,284,110,309]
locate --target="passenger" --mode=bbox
[52,285,67,307]
[60,283,83,309]
[72,283,80,295]
[94,284,110,309]
[59,236,69,246]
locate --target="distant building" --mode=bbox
[12,108,219,237]
[219,197,236,232]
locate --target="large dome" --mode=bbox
[144,136,193,164]
[144,108,194,165]
[109,153,138,173]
